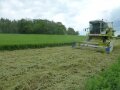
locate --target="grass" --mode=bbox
[0,40,120,90]
[0,34,84,50]
[85,56,120,90]
[85,57,120,90]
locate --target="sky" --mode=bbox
[0,0,120,35]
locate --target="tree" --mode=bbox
[118,35,120,37]
[0,18,79,35]
[67,27,76,35]
[75,31,79,35]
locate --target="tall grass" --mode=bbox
[85,57,120,90]
[0,34,84,50]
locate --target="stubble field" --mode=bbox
[0,40,120,90]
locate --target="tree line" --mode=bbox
[0,18,79,35]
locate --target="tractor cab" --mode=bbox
[89,20,108,34]
[87,20,114,42]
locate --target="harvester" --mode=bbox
[73,20,115,53]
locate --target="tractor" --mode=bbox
[73,20,115,53]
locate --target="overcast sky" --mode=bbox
[0,0,120,35]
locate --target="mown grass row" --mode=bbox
[0,34,84,50]
[86,57,120,90]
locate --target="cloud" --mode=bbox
[0,0,120,35]
[110,7,120,21]
[109,7,120,35]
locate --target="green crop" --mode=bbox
[0,34,84,50]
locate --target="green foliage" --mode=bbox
[0,34,84,50]
[86,57,120,90]
[67,27,76,35]
[118,35,120,37]
[0,18,79,35]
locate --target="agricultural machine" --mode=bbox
[73,20,115,53]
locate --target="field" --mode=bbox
[0,38,120,90]
[86,56,120,90]
[0,34,84,50]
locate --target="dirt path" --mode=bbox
[0,40,120,90]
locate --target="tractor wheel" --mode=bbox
[105,41,113,54]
